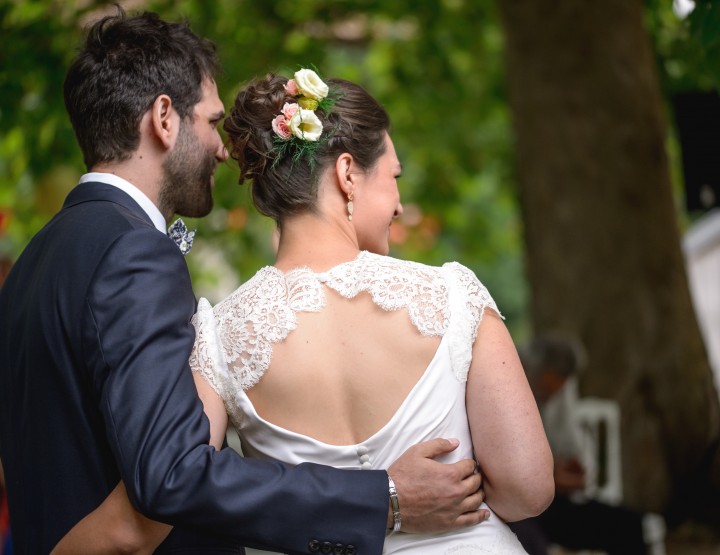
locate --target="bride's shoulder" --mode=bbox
[362,252,479,284]
[440,260,483,283]
[366,253,495,305]
[209,266,282,315]
[360,251,444,277]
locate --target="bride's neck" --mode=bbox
[274,212,360,272]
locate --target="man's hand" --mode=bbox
[387,438,489,533]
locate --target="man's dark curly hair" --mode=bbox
[64,5,220,169]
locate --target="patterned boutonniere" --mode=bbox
[167,218,196,255]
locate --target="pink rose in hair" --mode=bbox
[285,79,298,96]
[271,115,292,139]
[282,102,299,120]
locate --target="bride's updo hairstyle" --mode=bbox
[223,73,390,226]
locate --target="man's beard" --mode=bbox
[159,122,216,219]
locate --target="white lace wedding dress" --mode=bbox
[190,251,527,554]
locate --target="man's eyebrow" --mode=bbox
[210,110,225,120]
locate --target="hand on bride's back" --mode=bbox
[388,438,490,533]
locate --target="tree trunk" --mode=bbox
[497,0,720,524]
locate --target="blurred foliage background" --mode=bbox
[0,0,718,340]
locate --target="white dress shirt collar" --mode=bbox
[79,172,167,234]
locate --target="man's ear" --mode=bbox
[150,94,179,149]
[334,152,359,196]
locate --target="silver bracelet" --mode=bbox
[388,474,401,533]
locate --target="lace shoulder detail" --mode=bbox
[190,298,233,402]
[318,252,450,336]
[441,261,501,382]
[321,253,499,381]
[190,296,253,428]
[191,268,327,394]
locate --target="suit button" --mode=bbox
[346,546,357,555]
[320,542,333,553]
[308,539,320,552]
[333,543,345,554]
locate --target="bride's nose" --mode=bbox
[394,203,404,219]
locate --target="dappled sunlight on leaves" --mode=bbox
[1,0,713,339]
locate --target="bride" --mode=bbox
[187,69,552,553]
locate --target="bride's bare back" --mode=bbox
[248,288,442,445]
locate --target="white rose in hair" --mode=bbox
[289,108,323,141]
[293,69,329,101]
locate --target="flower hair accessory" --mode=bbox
[270,68,336,170]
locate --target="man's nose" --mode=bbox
[217,143,229,162]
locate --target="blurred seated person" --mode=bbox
[509,334,664,555]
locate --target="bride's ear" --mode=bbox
[334,152,358,197]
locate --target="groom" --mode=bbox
[0,8,486,554]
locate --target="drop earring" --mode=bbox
[347,190,354,221]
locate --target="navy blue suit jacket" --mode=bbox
[0,182,388,554]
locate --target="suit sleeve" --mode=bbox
[86,229,388,554]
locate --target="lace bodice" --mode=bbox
[188,252,528,554]
[190,251,499,397]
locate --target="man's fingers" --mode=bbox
[406,437,460,459]
[450,458,480,480]
[456,487,490,529]
[455,508,491,528]
[387,441,490,533]
[455,469,481,496]
[457,488,485,514]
